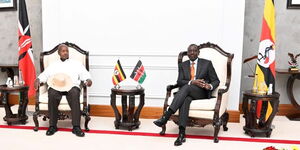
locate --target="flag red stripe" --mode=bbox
[256,100,262,118]
[18,36,32,55]
[19,54,36,97]
[133,66,144,81]
[260,18,274,43]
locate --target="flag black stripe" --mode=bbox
[19,0,31,36]
[117,60,126,78]
[18,51,27,61]
[114,75,121,83]
[130,60,142,78]
[258,65,275,91]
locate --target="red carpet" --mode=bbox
[0,125,299,145]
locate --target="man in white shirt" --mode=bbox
[34,44,92,137]
[153,44,220,146]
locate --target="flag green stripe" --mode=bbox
[138,73,146,84]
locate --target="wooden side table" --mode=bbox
[110,86,145,131]
[242,90,280,137]
[0,65,18,107]
[276,69,300,120]
[0,85,29,125]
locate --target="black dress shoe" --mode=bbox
[46,126,57,136]
[153,118,167,127]
[72,126,85,137]
[174,133,186,146]
[153,110,172,127]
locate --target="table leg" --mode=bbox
[242,95,249,127]
[19,91,28,118]
[18,92,23,117]
[134,93,144,123]
[128,95,135,123]
[2,92,13,118]
[121,95,128,122]
[111,93,121,129]
[286,74,300,120]
[249,99,257,131]
[0,92,3,107]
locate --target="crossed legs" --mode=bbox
[154,84,208,146]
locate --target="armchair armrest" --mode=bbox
[35,82,46,111]
[167,84,179,92]
[163,84,179,111]
[80,81,88,112]
[217,85,228,95]
[214,85,230,120]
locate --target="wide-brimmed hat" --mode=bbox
[47,73,73,92]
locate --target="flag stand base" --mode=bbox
[114,84,120,89]
[136,84,142,89]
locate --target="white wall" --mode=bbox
[42,0,245,110]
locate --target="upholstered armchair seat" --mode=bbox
[33,42,91,131]
[160,42,234,143]
[38,91,84,104]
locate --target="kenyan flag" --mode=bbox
[130,60,146,84]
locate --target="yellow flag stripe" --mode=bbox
[254,65,268,92]
[265,101,273,121]
[116,64,125,80]
[113,75,119,84]
[264,0,276,42]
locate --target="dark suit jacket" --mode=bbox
[177,58,220,98]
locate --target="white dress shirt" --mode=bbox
[38,59,91,88]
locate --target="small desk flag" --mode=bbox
[112,60,126,85]
[130,60,146,84]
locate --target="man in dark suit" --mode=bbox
[153,44,220,146]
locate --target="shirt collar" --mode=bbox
[190,58,198,66]
[60,58,69,62]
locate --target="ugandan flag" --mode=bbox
[130,60,146,84]
[254,0,276,121]
[112,60,126,85]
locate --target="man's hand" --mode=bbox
[34,79,40,90]
[85,79,92,87]
[191,79,211,90]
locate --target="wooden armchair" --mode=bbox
[33,42,91,131]
[160,42,234,143]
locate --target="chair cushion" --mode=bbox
[39,91,84,104]
[168,97,216,111]
[174,110,214,119]
[189,98,217,110]
[39,103,83,111]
